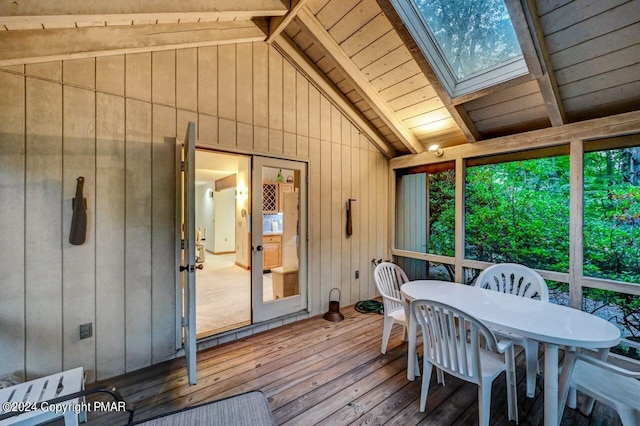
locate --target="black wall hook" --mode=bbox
[69,177,87,245]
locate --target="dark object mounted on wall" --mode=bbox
[69,177,87,245]
[346,198,356,237]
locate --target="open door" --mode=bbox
[178,121,197,385]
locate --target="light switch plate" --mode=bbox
[80,323,93,339]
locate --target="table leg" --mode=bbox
[406,302,416,381]
[544,343,560,426]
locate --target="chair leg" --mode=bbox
[478,382,493,426]
[505,346,519,424]
[524,340,539,398]
[79,396,88,423]
[558,350,578,424]
[420,360,433,412]
[381,316,393,354]
[617,407,639,426]
[63,410,80,426]
[436,368,445,386]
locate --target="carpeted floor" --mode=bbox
[195,253,274,337]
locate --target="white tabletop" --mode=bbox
[401,280,620,348]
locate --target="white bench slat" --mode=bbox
[39,377,62,402]
[23,380,48,404]
[0,386,29,405]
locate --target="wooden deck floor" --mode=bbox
[87,304,622,425]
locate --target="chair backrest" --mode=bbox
[475,263,549,302]
[374,262,408,314]
[411,299,498,385]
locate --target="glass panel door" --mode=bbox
[251,157,307,322]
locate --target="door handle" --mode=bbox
[255,245,263,252]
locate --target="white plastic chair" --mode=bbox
[411,299,518,425]
[475,263,549,398]
[559,351,640,425]
[374,262,409,354]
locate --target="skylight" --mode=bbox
[391,0,529,98]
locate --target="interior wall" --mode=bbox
[0,41,389,383]
[195,183,215,252]
[235,157,251,269]
[213,188,236,253]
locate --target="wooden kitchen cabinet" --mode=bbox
[262,182,294,213]
[263,234,282,271]
[278,183,293,212]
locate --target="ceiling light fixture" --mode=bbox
[428,144,444,157]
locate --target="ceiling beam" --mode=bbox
[0,20,268,67]
[274,33,397,159]
[375,0,480,143]
[296,7,424,154]
[392,110,640,169]
[517,0,567,126]
[0,0,288,29]
[267,0,310,43]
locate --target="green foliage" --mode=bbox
[459,150,640,340]
[412,147,640,339]
[584,149,640,284]
[464,156,570,272]
[428,170,456,257]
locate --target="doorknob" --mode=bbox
[255,245,263,252]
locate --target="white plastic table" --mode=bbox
[401,280,621,426]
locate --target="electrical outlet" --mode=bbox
[79,323,93,339]
[355,270,360,279]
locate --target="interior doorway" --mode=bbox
[194,150,251,338]
[192,151,308,337]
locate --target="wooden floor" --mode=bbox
[87,304,622,425]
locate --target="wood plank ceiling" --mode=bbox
[1,0,639,157]
[279,0,640,155]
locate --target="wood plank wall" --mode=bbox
[0,41,389,383]
[395,173,428,279]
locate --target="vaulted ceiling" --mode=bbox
[2,0,639,157]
